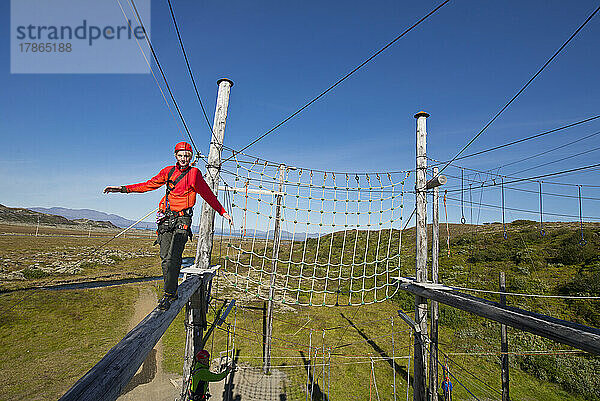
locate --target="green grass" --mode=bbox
[2,222,599,400]
[0,286,139,400]
[162,292,592,400]
[163,221,599,400]
[0,234,161,291]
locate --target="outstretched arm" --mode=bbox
[193,366,231,382]
[103,186,128,193]
[103,167,170,195]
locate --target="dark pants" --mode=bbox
[158,215,192,297]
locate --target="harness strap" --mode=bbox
[165,166,192,211]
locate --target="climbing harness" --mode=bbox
[165,165,192,212]
[538,181,545,236]
[578,186,587,246]
[460,169,466,224]
[501,177,507,239]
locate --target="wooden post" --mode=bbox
[182,78,233,396]
[429,166,440,401]
[414,111,429,401]
[263,164,285,374]
[500,272,510,401]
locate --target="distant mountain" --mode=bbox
[30,207,155,230]
[1,204,75,225]
[27,207,321,238]
[1,204,118,229]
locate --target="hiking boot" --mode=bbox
[158,296,171,311]
[158,294,178,311]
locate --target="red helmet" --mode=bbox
[174,141,193,153]
[195,349,210,363]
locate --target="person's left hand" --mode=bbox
[222,212,233,226]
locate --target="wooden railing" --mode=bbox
[59,272,212,401]
[396,277,600,355]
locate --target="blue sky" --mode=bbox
[1,0,599,227]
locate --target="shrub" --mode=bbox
[438,305,467,328]
[22,268,50,279]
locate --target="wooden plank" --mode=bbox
[59,275,203,401]
[396,278,600,355]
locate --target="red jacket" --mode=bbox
[125,165,226,215]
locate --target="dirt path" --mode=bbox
[116,286,181,401]
[113,286,292,401]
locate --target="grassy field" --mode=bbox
[0,223,160,291]
[1,221,599,400]
[0,285,140,400]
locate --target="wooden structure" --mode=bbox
[395,277,600,355]
[58,271,213,401]
[413,111,430,401]
[60,79,234,401]
[183,78,233,395]
[429,166,441,401]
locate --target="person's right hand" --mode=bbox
[103,186,123,193]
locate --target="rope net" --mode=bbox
[218,153,412,306]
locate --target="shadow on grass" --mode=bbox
[340,312,413,388]
[299,350,327,401]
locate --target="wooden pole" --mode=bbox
[429,166,440,401]
[500,272,510,401]
[182,78,233,395]
[414,110,429,401]
[263,164,285,374]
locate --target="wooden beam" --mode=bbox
[395,278,600,355]
[59,275,204,401]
